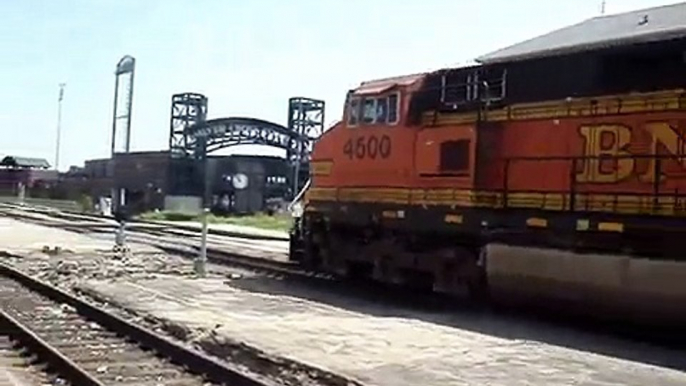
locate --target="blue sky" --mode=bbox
[0,0,680,170]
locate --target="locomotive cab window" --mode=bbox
[362,98,376,124]
[387,93,399,123]
[347,98,360,126]
[439,139,470,173]
[375,97,388,123]
[350,93,401,127]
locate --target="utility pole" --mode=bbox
[55,83,66,171]
[601,0,607,15]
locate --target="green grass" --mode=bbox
[137,210,293,232]
[138,211,196,222]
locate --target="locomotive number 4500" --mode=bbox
[343,135,391,160]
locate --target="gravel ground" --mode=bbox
[1,216,685,386]
[0,216,350,386]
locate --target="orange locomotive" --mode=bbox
[290,3,686,327]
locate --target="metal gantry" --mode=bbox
[169,93,208,158]
[287,97,325,194]
[167,93,208,197]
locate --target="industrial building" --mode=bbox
[0,156,57,197]
[60,151,292,215]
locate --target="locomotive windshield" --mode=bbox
[347,93,400,127]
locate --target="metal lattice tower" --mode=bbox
[287,97,325,195]
[168,93,208,196]
[169,93,208,158]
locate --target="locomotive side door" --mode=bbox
[414,124,477,191]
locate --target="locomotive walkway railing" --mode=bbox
[501,153,686,216]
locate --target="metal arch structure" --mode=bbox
[186,117,306,158]
[166,93,325,202]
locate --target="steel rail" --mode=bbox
[0,210,314,281]
[0,308,105,386]
[0,203,289,242]
[0,262,270,386]
[4,206,685,353]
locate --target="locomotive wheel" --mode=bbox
[321,247,349,277]
[432,247,482,299]
[373,255,404,285]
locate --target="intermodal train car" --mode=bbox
[290,3,686,327]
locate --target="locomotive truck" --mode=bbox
[289,3,686,328]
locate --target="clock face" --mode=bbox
[232,173,249,190]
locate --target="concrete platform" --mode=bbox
[78,274,686,386]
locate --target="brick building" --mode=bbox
[0,156,58,196]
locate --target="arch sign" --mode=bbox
[187,117,307,155]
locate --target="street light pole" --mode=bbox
[195,142,209,277]
[55,83,66,171]
[197,207,209,276]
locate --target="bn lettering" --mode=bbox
[577,122,686,183]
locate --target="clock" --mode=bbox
[232,173,249,190]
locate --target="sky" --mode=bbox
[0,0,682,170]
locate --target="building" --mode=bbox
[59,151,292,215]
[0,156,57,196]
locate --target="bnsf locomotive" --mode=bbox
[290,3,686,327]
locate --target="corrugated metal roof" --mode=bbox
[0,156,51,169]
[477,2,686,64]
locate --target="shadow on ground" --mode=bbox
[228,273,686,373]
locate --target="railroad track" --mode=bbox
[0,333,64,386]
[0,208,453,316]
[0,209,321,281]
[0,207,302,279]
[0,262,270,386]
[0,203,288,242]
[4,206,686,348]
